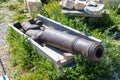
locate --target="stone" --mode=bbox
[86,0,100,3]
[75,0,86,10]
[63,53,73,60]
[60,0,75,9]
[84,3,104,14]
[25,0,42,13]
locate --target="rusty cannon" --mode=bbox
[13,19,104,62]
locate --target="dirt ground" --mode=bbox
[0,8,14,80]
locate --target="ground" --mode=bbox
[0,7,14,80]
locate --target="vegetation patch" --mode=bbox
[7,27,60,80]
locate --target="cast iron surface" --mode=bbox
[13,19,104,62]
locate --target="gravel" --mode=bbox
[0,7,14,79]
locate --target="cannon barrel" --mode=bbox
[40,28,104,61]
[13,20,104,62]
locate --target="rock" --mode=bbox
[63,53,73,60]
[25,0,42,13]
[60,0,75,9]
[75,0,86,10]
[87,0,100,3]
[86,1,97,7]
[84,3,104,14]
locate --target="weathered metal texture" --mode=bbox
[73,39,103,61]
[22,22,40,31]
[41,28,78,52]
[13,21,22,29]
[40,28,104,61]
[13,19,104,62]
[36,20,43,26]
[13,15,104,62]
[26,30,42,39]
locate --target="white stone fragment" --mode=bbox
[84,3,104,14]
[86,1,97,7]
[75,0,86,10]
[63,53,73,60]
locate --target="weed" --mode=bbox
[5,0,26,14]
[12,14,28,23]
[0,0,8,3]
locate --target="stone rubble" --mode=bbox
[60,0,105,15]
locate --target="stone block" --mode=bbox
[25,0,42,13]
[75,0,86,10]
[63,53,73,60]
[60,0,75,9]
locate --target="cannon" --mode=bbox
[13,19,104,62]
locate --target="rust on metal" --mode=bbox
[13,19,104,62]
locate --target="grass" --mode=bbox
[7,27,60,80]
[0,0,8,3]
[4,0,120,80]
